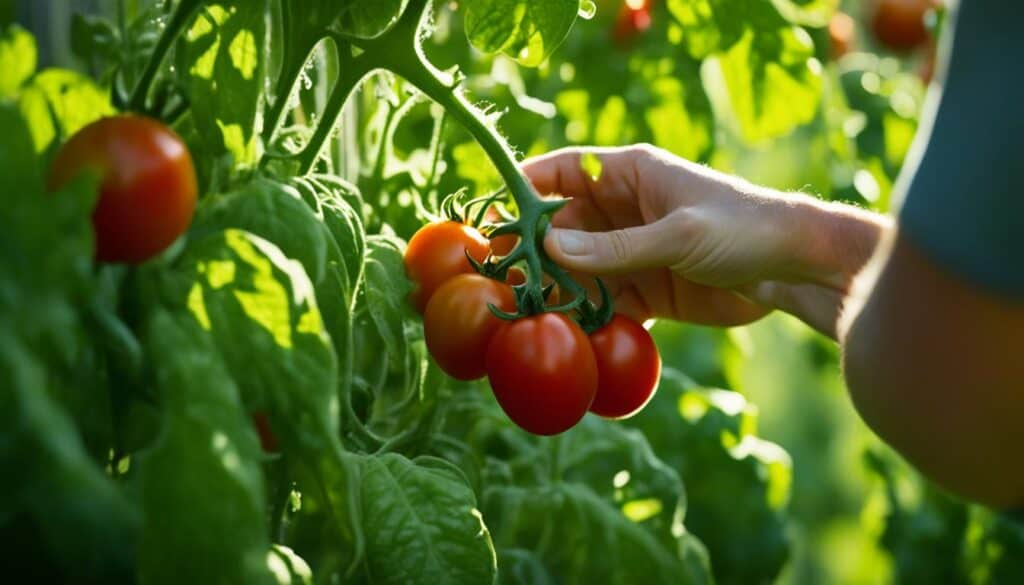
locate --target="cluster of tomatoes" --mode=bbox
[404,220,661,436]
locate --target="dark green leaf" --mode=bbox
[463,0,580,66]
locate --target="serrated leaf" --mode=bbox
[17,69,114,152]
[356,453,497,585]
[463,0,579,67]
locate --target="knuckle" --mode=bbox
[608,229,633,263]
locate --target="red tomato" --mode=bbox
[404,221,490,313]
[252,411,278,453]
[506,267,527,286]
[486,313,598,435]
[829,12,856,59]
[612,1,652,46]
[870,0,939,52]
[424,274,516,381]
[48,115,198,264]
[490,233,519,257]
[588,315,661,419]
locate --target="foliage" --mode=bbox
[1,0,1018,584]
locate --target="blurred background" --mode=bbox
[11,0,1023,583]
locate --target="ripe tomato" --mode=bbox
[424,274,516,381]
[404,221,490,313]
[48,115,198,264]
[829,12,856,59]
[870,0,939,52]
[588,315,661,419]
[612,0,652,46]
[506,267,527,286]
[252,411,278,453]
[486,312,597,435]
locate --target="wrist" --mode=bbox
[782,196,893,292]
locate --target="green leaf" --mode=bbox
[135,309,275,585]
[645,74,715,161]
[361,235,414,361]
[165,228,341,455]
[355,453,498,584]
[18,69,114,153]
[0,24,36,97]
[178,0,269,167]
[268,545,315,585]
[770,0,839,28]
[335,0,410,39]
[463,0,580,67]
[485,482,709,585]
[623,369,792,585]
[712,25,822,142]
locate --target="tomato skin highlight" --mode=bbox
[403,221,490,313]
[486,313,598,436]
[588,315,661,419]
[48,115,198,264]
[424,274,516,381]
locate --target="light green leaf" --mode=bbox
[18,69,113,152]
[335,0,410,38]
[179,0,269,166]
[463,0,580,67]
[0,24,36,97]
[712,26,822,142]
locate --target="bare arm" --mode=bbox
[841,231,1024,509]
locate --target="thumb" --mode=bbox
[544,220,682,275]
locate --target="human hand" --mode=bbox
[523,145,890,335]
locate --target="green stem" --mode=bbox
[263,38,322,147]
[127,0,203,113]
[296,46,374,174]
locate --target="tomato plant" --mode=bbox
[423,273,516,380]
[4,1,1014,585]
[588,314,661,419]
[486,312,598,435]
[48,115,197,263]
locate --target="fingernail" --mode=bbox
[557,230,589,255]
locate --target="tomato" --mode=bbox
[612,0,652,46]
[870,0,939,52]
[829,12,856,59]
[48,115,198,264]
[588,315,661,419]
[424,274,516,381]
[404,221,490,313]
[252,411,278,453]
[486,312,598,435]
[490,233,519,257]
[506,267,527,286]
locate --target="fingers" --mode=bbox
[521,146,645,203]
[544,214,687,276]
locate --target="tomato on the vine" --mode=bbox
[252,411,278,453]
[829,12,856,59]
[588,315,661,419]
[48,115,198,264]
[486,312,597,435]
[870,0,939,52]
[424,274,516,381]
[612,0,653,46]
[404,221,490,313]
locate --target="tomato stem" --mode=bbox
[126,0,203,113]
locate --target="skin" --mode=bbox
[523,144,1024,509]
